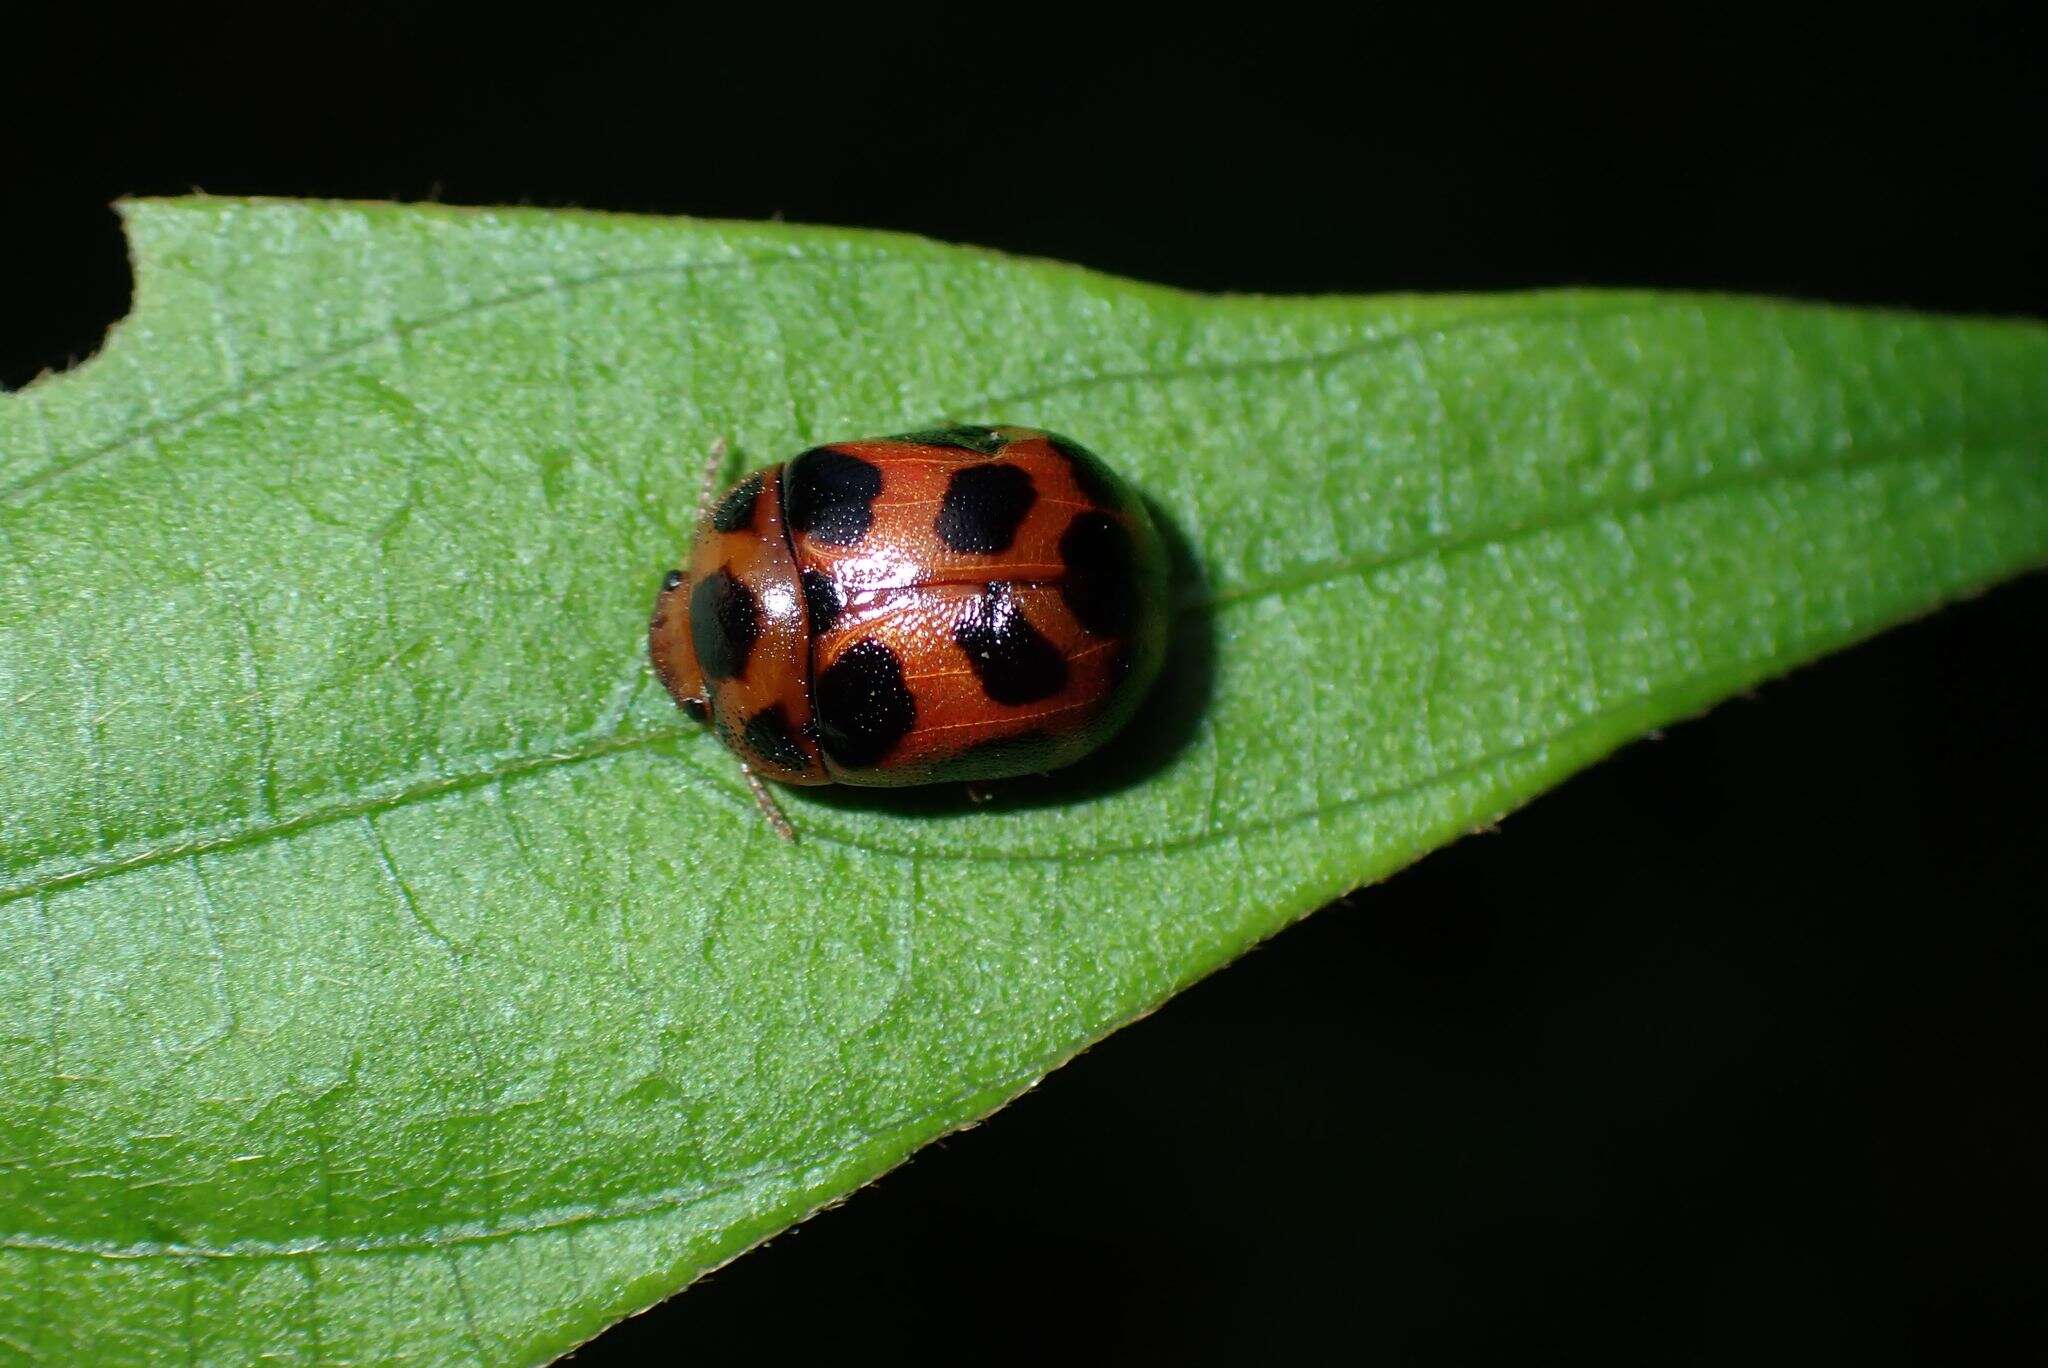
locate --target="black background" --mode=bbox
[7,5,2045,1362]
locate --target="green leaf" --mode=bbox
[1,197,2043,1365]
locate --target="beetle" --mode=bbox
[648,424,1169,837]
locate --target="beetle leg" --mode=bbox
[694,436,729,525]
[964,782,996,804]
[741,763,797,842]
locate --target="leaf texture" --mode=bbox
[0,198,2044,1364]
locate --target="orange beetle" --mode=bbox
[648,425,1169,836]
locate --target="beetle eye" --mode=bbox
[683,698,709,723]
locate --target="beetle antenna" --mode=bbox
[695,436,729,524]
[741,764,797,842]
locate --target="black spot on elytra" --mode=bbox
[689,566,759,680]
[935,463,1036,555]
[1047,434,1122,509]
[1058,511,1138,637]
[815,640,917,769]
[784,448,883,545]
[708,473,763,533]
[742,704,809,772]
[662,569,685,592]
[893,424,1011,456]
[954,582,1068,704]
[801,568,843,635]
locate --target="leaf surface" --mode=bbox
[1,199,2044,1364]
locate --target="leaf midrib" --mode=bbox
[4,423,2030,906]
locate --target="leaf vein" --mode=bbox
[0,248,881,508]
